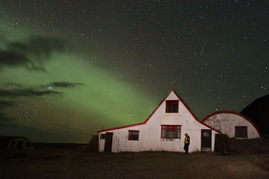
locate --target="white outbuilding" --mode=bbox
[98,90,220,153]
[202,111,261,139]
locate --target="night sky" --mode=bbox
[0,0,268,143]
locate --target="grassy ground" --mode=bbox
[1,148,269,179]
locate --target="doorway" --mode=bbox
[201,129,212,152]
[104,132,113,152]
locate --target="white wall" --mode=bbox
[98,91,218,153]
[203,113,260,139]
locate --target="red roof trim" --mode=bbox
[170,89,222,134]
[97,92,170,133]
[202,110,262,137]
[98,89,222,134]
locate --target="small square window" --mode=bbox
[128,130,139,140]
[235,126,248,138]
[166,100,179,113]
[100,134,106,139]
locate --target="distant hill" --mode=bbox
[241,95,269,137]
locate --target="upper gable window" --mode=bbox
[166,100,179,113]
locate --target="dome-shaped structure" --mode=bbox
[202,111,261,139]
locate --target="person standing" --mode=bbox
[184,133,190,154]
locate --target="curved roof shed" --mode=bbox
[202,111,261,139]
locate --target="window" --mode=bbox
[128,130,139,140]
[100,134,106,139]
[235,126,248,138]
[166,100,179,113]
[161,125,181,139]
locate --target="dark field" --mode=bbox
[1,148,269,179]
[1,139,269,179]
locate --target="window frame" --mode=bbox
[161,125,181,140]
[128,130,139,141]
[165,100,179,113]
[235,126,248,138]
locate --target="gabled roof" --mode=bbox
[171,89,222,134]
[202,110,262,137]
[98,89,222,133]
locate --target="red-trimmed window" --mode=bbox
[161,125,181,139]
[128,130,139,140]
[166,100,179,113]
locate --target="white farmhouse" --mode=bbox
[98,90,220,153]
[202,111,261,139]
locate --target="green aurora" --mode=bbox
[0,15,157,143]
[1,1,268,143]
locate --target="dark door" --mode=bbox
[214,134,230,154]
[201,130,212,152]
[104,132,113,152]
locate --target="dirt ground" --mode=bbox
[1,148,269,179]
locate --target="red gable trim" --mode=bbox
[98,89,222,134]
[97,92,169,133]
[170,89,222,134]
[202,110,262,137]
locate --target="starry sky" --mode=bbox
[0,0,268,143]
